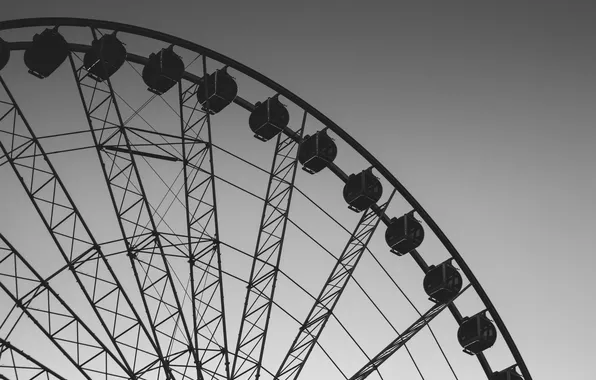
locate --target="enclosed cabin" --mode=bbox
[298,129,337,174]
[84,33,127,81]
[385,211,424,255]
[343,168,383,212]
[457,310,497,355]
[249,95,290,141]
[491,366,523,380]
[0,38,10,71]
[423,259,462,303]
[197,67,238,114]
[24,28,69,79]
[142,46,184,95]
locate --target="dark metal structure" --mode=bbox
[0,17,532,380]
[231,108,305,380]
[275,190,395,380]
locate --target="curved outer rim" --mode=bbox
[0,17,531,380]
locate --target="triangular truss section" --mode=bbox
[178,76,230,380]
[275,190,397,380]
[0,234,129,380]
[231,111,306,380]
[0,75,166,378]
[348,284,472,380]
[68,51,200,380]
[0,338,68,380]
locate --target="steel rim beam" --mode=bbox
[0,17,532,380]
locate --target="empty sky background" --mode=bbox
[1,1,595,379]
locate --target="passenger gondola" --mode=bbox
[142,46,184,95]
[248,95,290,141]
[84,33,127,81]
[298,129,337,174]
[457,311,497,355]
[343,168,383,212]
[385,211,424,255]
[423,259,462,303]
[24,28,69,79]
[197,67,237,114]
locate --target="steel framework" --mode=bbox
[231,111,305,380]
[0,17,532,380]
[275,190,395,380]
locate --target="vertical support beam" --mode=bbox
[0,75,166,379]
[179,66,230,380]
[0,234,129,380]
[275,190,396,380]
[231,112,306,380]
[68,50,199,380]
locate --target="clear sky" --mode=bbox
[1,1,595,380]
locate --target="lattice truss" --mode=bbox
[0,19,528,380]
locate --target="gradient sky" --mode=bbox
[1,2,595,380]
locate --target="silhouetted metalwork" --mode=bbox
[231,112,305,380]
[70,46,201,380]
[348,284,471,380]
[0,75,168,379]
[178,61,231,380]
[275,189,396,380]
[0,234,130,379]
[0,338,68,380]
[0,17,533,380]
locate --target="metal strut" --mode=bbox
[0,18,534,380]
[275,189,396,380]
[231,111,306,380]
[178,62,230,380]
[0,234,129,380]
[68,49,199,380]
[0,338,68,380]
[348,283,472,380]
[0,75,168,379]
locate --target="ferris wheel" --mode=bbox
[0,18,531,380]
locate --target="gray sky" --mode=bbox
[1,1,595,379]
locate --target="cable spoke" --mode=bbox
[0,19,534,380]
[348,284,472,380]
[275,190,396,380]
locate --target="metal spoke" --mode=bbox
[231,111,306,380]
[179,66,230,380]
[348,284,472,380]
[67,44,199,380]
[0,76,167,379]
[0,18,534,380]
[275,190,396,380]
[0,234,130,380]
[0,338,69,380]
